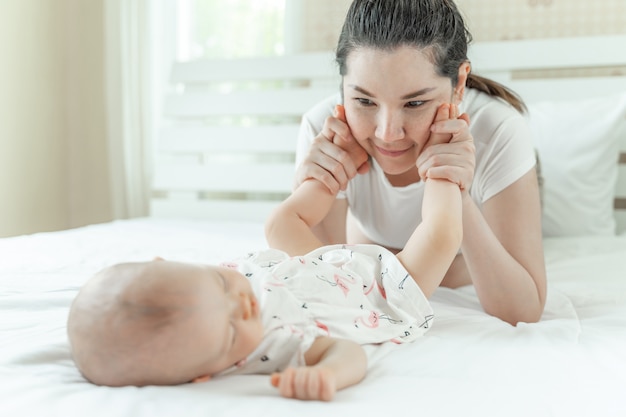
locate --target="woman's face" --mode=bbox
[342,46,459,178]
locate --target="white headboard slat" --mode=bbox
[159,126,300,153]
[469,35,626,72]
[164,89,337,118]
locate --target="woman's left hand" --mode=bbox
[416,104,475,192]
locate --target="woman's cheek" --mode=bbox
[406,108,439,141]
[345,111,371,143]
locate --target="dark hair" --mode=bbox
[336,0,526,113]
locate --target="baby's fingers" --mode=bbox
[426,103,452,147]
[271,369,296,399]
[271,368,335,401]
[333,104,370,174]
[335,104,347,122]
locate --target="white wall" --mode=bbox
[64,0,111,230]
[0,0,111,238]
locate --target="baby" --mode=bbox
[67,104,463,401]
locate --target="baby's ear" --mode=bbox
[191,375,211,383]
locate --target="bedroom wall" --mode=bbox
[64,0,111,232]
[299,0,626,51]
[0,0,111,238]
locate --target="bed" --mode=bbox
[2,35,626,417]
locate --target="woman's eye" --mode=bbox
[406,100,425,108]
[356,98,374,106]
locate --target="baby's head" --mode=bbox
[67,259,263,386]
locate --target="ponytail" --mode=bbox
[466,73,527,114]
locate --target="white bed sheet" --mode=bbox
[1,219,625,417]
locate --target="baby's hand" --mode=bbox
[417,103,474,188]
[332,105,369,174]
[270,366,337,401]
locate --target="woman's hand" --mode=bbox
[294,106,369,194]
[417,103,475,193]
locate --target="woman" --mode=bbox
[293,0,546,325]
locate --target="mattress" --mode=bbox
[1,218,625,416]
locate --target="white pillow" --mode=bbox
[527,93,626,237]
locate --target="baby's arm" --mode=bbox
[270,336,367,401]
[396,104,464,298]
[265,105,367,256]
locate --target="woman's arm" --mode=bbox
[265,179,339,256]
[270,336,367,401]
[295,102,369,246]
[267,106,367,254]
[416,103,546,325]
[443,168,547,325]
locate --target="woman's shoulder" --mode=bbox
[463,88,530,142]
[302,93,341,127]
[463,87,524,118]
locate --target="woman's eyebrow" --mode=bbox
[348,84,376,97]
[348,84,436,99]
[401,87,436,99]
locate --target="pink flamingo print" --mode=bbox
[354,311,403,329]
[363,278,386,299]
[219,261,238,269]
[334,273,356,297]
[355,311,380,328]
[315,320,330,336]
[316,273,356,297]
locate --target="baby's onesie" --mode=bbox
[217,244,433,376]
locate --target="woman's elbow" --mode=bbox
[489,301,545,326]
[264,206,287,247]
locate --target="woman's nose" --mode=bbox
[375,110,404,142]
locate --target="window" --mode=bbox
[175,0,286,61]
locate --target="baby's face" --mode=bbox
[150,260,264,379]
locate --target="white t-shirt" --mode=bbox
[216,245,433,376]
[296,89,536,249]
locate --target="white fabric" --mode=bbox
[217,245,433,377]
[296,89,536,249]
[527,92,626,237]
[1,219,626,417]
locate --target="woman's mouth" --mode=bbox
[375,145,411,157]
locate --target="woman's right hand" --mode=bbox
[293,106,369,194]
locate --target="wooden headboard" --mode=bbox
[150,35,626,232]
